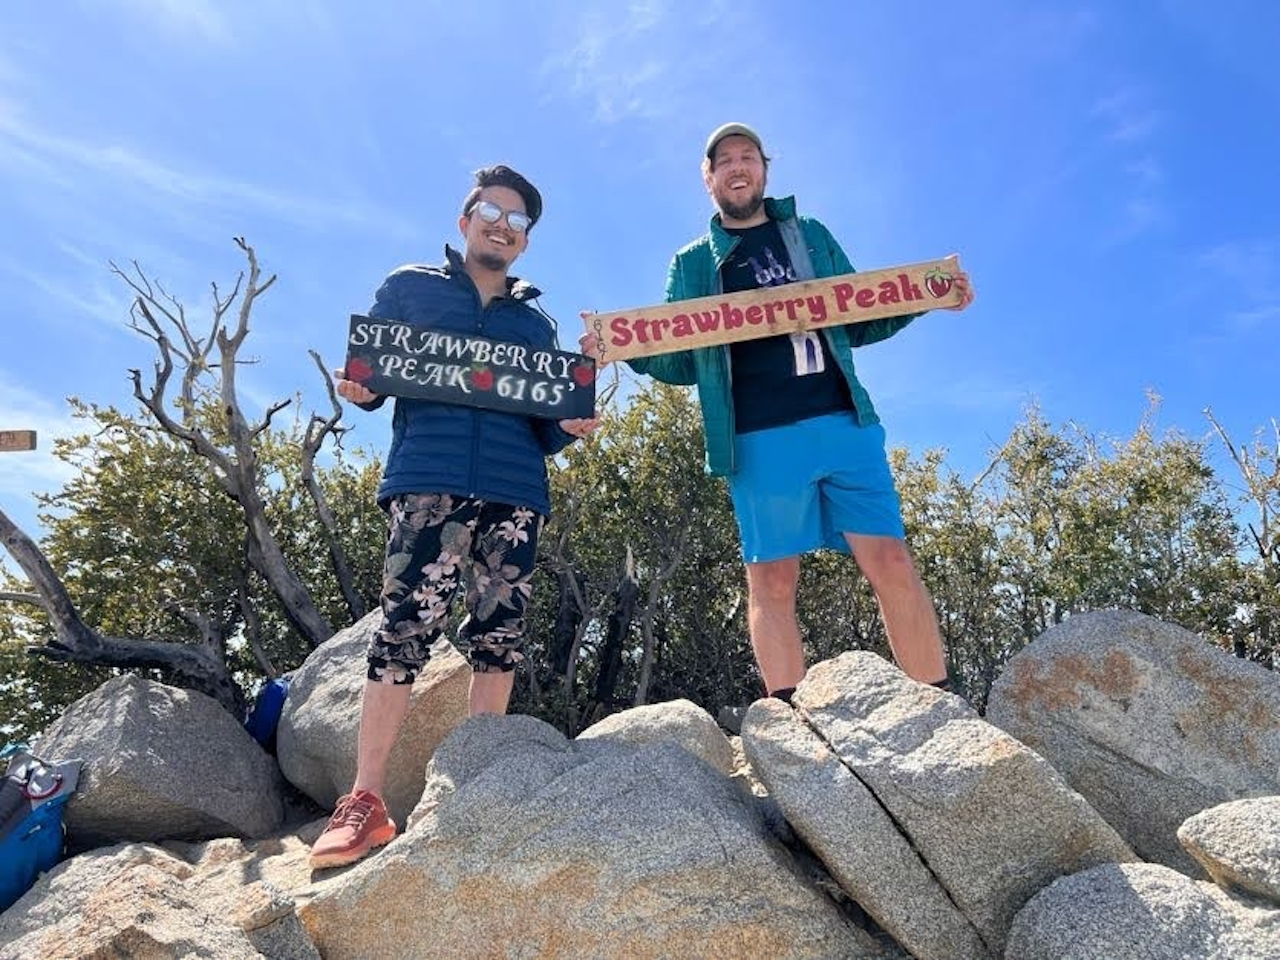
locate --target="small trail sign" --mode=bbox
[0,431,36,452]
[344,316,596,420]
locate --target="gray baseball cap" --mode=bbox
[704,122,764,159]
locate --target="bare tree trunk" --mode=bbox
[633,540,687,706]
[303,349,366,621]
[540,499,614,697]
[235,546,278,678]
[633,610,661,707]
[1,507,242,714]
[550,565,584,675]
[114,239,334,647]
[594,565,639,707]
[522,652,544,703]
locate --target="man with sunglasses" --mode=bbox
[587,123,973,705]
[310,164,599,870]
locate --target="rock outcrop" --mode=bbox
[987,609,1280,876]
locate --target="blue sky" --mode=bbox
[1,1,1277,539]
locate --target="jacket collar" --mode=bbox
[443,244,542,301]
[707,196,797,266]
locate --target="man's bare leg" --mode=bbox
[309,677,407,868]
[352,678,413,796]
[745,556,807,694]
[345,667,513,800]
[845,533,947,683]
[468,669,515,716]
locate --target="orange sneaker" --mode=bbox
[308,789,397,869]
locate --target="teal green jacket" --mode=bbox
[628,196,919,476]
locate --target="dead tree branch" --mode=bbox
[0,506,241,713]
[113,239,333,648]
[633,527,690,706]
[303,349,366,620]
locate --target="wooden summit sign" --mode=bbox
[344,315,596,420]
[583,255,964,362]
[0,430,36,452]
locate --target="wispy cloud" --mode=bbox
[543,2,681,124]
[0,108,415,238]
[0,256,132,336]
[1198,240,1280,334]
[1201,240,1278,296]
[111,0,233,45]
[1125,156,1163,187]
[1092,89,1162,144]
[1105,194,1170,247]
[1088,89,1169,245]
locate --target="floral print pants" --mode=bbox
[366,493,543,683]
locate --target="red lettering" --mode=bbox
[652,318,670,341]
[609,317,633,347]
[722,304,744,329]
[833,283,855,312]
[745,305,764,325]
[855,287,876,308]
[899,273,923,300]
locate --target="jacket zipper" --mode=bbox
[722,344,736,473]
[465,273,486,498]
[711,257,738,475]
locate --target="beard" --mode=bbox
[715,185,765,222]
[473,250,509,272]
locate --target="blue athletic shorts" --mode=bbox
[726,413,906,563]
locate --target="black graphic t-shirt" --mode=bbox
[721,221,853,433]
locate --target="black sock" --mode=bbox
[769,686,796,704]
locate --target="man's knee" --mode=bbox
[853,537,919,583]
[746,559,801,605]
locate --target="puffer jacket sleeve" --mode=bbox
[625,252,698,385]
[533,418,574,455]
[814,220,921,348]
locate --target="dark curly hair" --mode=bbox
[461,165,543,230]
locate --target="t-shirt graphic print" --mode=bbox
[721,220,852,433]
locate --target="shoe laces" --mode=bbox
[329,792,379,830]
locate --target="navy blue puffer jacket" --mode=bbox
[362,246,573,516]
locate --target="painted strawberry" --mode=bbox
[345,357,374,382]
[924,268,954,299]
[571,362,596,387]
[471,365,494,390]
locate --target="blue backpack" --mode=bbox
[244,675,291,754]
[0,744,82,912]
